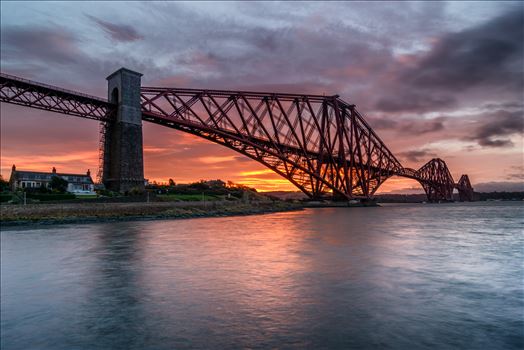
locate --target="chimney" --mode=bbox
[12,164,16,172]
[87,169,91,177]
[52,167,57,174]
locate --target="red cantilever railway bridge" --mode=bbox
[0,68,474,202]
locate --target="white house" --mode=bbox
[9,165,96,195]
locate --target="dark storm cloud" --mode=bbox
[0,2,435,113]
[468,110,524,148]
[398,149,437,163]
[0,26,81,64]
[401,118,445,134]
[87,15,143,42]
[133,2,397,96]
[368,115,445,135]
[0,22,165,97]
[373,8,524,114]
[482,101,524,111]
[364,117,398,130]
[375,93,456,114]
[406,9,524,91]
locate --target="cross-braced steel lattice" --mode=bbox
[140,87,403,200]
[456,174,475,202]
[0,73,114,121]
[0,72,475,202]
[414,158,455,202]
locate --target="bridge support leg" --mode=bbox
[421,184,454,203]
[102,68,144,193]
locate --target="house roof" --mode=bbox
[11,170,94,184]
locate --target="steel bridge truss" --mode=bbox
[0,72,474,202]
[140,87,404,199]
[456,174,475,202]
[0,73,113,121]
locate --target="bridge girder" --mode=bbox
[394,159,457,202]
[0,73,114,121]
[140,87,403,199]
[0,71,474,202]
[456,174,475,202]
[414,158,455,202]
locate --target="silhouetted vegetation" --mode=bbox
[0,193,12,202]
[476,192,524,201]
[49,176,68,193]
[26,193,76,201]
[146,179,258,200]
[0,175,9,192]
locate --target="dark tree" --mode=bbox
[189,180,210,191]
[50,176,68,193]
[0,175,9,192]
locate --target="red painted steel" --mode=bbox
[0,73,114,121]
[140,87,404,199]
[0,72,474,202]
[456,174,475,202]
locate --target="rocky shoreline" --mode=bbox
[0,201,303,227]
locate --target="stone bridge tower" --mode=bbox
[102,68,145,193]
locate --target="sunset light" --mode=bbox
[1,2,523,350]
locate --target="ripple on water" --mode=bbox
[1,202,523,349]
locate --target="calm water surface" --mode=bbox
[1,202,523,349]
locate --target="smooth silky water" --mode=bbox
[1,202,523,349]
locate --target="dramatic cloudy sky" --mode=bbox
[1,1,523,192]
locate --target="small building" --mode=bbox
[9,165,95,195]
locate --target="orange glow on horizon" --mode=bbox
[0,105,518,194]
[1,151,421,193]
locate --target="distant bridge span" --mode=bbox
[0,69,474,202]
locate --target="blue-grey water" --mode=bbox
[1,202,523,349]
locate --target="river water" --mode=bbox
[1,202,523,349]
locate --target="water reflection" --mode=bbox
[1,202,523,349]
[82,223,148,349]
[137,213,315,348]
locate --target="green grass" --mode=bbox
[158,193,221,201]
[75,194,98,199]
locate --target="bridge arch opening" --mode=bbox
[110,87,119,105]
[141,123,301,192]
[375,175,425,196]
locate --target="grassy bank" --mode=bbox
[156,193,222,201]
[0,201,302,226]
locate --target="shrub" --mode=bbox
[26,193,75,201]
[0,175,9,192]
[49,176,68,193]
[129,186,144,196]
[0,193,12,202]
[96,189,116,197]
